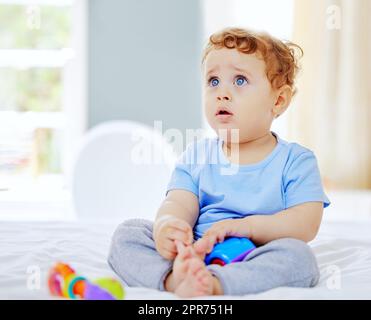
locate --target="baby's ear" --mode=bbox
[273,85,292,117]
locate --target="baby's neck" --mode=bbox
[223,132,277,165]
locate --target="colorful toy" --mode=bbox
[204,237,256,266]
[48,262,125,300]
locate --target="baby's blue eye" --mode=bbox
[209,78,219,87]
[235,76,247,86]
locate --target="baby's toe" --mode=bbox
[199,271,212,285]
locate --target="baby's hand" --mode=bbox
[153,216,193,261]
[193,218,253,256]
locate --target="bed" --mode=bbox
[1,217,371,300]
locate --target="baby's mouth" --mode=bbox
[215,108,234,116]
[217,110,232,115]
[215,109,234,122]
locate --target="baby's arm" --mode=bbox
[153,190,199,260]
[154,189,199,230]
[195,202,323,253]
[246,201,323,245]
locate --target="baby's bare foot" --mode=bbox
[174,258,214,298]
[171,241,196,288]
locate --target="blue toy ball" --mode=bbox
[204,237,256,266]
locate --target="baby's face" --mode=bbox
[203,48,278,143]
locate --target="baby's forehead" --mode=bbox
[203,48,265,76]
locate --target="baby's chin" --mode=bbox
[214,127,244,143]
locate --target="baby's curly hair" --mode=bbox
[202,27,303,96]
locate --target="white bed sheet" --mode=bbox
[1,219,371,300]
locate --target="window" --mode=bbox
[0,0,86,218]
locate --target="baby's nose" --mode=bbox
[217,95,230,101]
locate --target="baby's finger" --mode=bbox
[205,234,218,252]
[163,238,177,253]
[168,228,192,245]
[193,238,210,256]
[204,228,217,239]
[174,239,185,253]
[168,219,192,234]
[162,248,176,261]
[175,240,195,261]
[217,235,225,243]
[216,229,227,243]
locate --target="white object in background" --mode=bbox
[70,120,177,221]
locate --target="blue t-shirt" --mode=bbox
[166,132,331,240]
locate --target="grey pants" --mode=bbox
[107,218,320,296]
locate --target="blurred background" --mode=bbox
[0,0,370,221]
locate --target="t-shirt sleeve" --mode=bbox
[284,151,330,209]
[165,143,199,197]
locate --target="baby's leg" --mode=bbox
[107,218,172,291]
[206,238,320,296]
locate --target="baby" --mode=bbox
[108,27,330,298]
